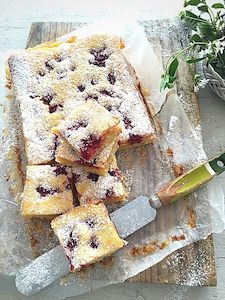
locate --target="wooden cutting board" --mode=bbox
[26,21,217,286]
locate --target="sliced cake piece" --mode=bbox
[73,157,127,204]
[53,101,121,161]
[55,138,118,176]
[21,164,74,218]
[51,202,126,272]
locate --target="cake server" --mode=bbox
[15,152,225,296]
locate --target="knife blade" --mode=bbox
[15,196,156,296]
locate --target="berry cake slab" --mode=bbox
[53,101,121,161]
[55,138,118,176]
[8,33,155,165]
[21,164,74,217]
[0,19,221,299]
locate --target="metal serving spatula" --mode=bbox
[15,152,225,296]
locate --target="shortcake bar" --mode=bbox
[8,34,155,164]
[53,101,121,161]
[73,157,126,204]
[21,164,74,217]
[51,202,126,271]
[55,138,118,176]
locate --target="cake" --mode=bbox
[8,34,155,164]
[21,164,74,217]
[53,100,121,161]
[55,138,118,176]
[51,202,126,271]
[73,157,126,204]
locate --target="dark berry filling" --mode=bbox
[77,84,85,92]
[105,187,115,198]
[91,78,98,85]
[45,60,54,71]
[128,133,143,144]
[36,186,59,197]
[73,173,81,183]
[89,47,109,67]
[49,103,63,113]
[57,70,67,79]
[85,94,98,101]
[89,236,99,249]
[38,70,46,77]
[66,255,74,272]
[105,105,112,112]
[85,218,95,228]
[55,55,63,62]
[67,232,78,250]
[107,72,116,85]
[51,134,60,155]
[108,168,121,179]
[65,183,71,189]
[41,92,55,105]
[53,165,68,176]
[123,116,133,129]
[29,92,39,99]
[80,134,103,160]
[87,173,99,182]
[70,65,76,71]
[99,89,115,97]
[67,120,88,133]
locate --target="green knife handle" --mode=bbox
[157,152,225,206]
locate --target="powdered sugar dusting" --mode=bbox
[72,158,126,204]
[8,34,155,165]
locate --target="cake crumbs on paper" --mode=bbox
[130,234,186,257]
[187,206,197,229]
[99,255,115,268]
[166,147,174,157]
[173,164,185,177]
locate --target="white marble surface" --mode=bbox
[0,0,225,299]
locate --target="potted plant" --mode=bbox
[160,0,225,99]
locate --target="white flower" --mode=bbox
[198,78,209,88]
[194,74,209,92]
[198,38,225,57]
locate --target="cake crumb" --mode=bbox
[173,164,185,177]
[166,147,174,157]
[187,206,197,228]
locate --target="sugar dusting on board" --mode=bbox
[0,18,223,299]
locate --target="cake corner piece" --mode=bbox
[51,202,126,272]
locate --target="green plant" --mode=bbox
[160,0,225,91]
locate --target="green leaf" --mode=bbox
[184,0,201,7]
[198,5,209,12]
[168,58,179,77]
[180,10,205,30]
[160,73,177,91]
[212,3,224,9]
[187,57,206,64]
[191,34,203,42]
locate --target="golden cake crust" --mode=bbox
[73,157,127,204]
[53,100,121,161]
[21,165,74,217]
[51,202,126,271]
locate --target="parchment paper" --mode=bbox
[0,16,224,298]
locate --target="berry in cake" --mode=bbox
[72,156,127,204]
[51,202,126,271]
[53,101,121,161]
[55,138,118,176]
[21,164,74,217]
